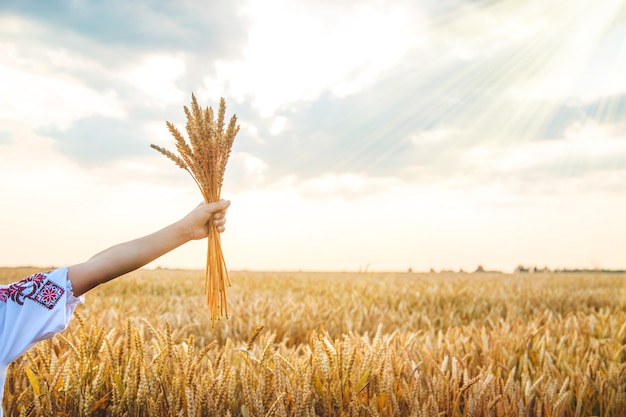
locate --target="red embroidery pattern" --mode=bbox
[0,271,64,309]
[30,281,65,309]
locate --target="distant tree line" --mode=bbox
[407,265,625,274]
[513,265,625,274]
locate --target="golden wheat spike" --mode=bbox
[184,106,202,159]
[246,325,265,351]
[188,95,209,163]
[163,122,192,164]
[164,120,192,162]
[217,116,238,188]
[185,108,212,190]
[186,119,208,177]
[216,97,226,136]
[150,144,189,172]
[202,106,216,159]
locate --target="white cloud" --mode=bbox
[411,128,457,146]
[202,0,422,116]
[0,64,125,130]
[296,173,402,200]
[242,153,267,178]
[438,5,550,61]
[461,120,626,192]
[269,116,287,135]
[125,55,186,106]
[0,15,126,130]
[224,152,268,188]
[145,120,176,145]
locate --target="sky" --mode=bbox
[0,0,625,273]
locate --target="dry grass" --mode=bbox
[1,268,625,416]
[151,95,239,321]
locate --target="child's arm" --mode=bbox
[67,200,230,297]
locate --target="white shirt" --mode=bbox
[0,268,83,416]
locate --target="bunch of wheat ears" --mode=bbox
[151,94,239,321]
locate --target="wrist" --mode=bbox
[176,219,196,243]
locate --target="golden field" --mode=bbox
[1,268,625,416]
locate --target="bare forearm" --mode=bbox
[68,220,191,296]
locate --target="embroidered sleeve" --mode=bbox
[0,268,83,366]
[0,272,65,308]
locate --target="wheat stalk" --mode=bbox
[151,94,239,322]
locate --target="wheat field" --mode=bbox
[1,268,624,416]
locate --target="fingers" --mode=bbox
[213,214,227,233]
[206,199,230,213]
[206,199,228,233]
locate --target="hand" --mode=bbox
[183,199,230,241]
